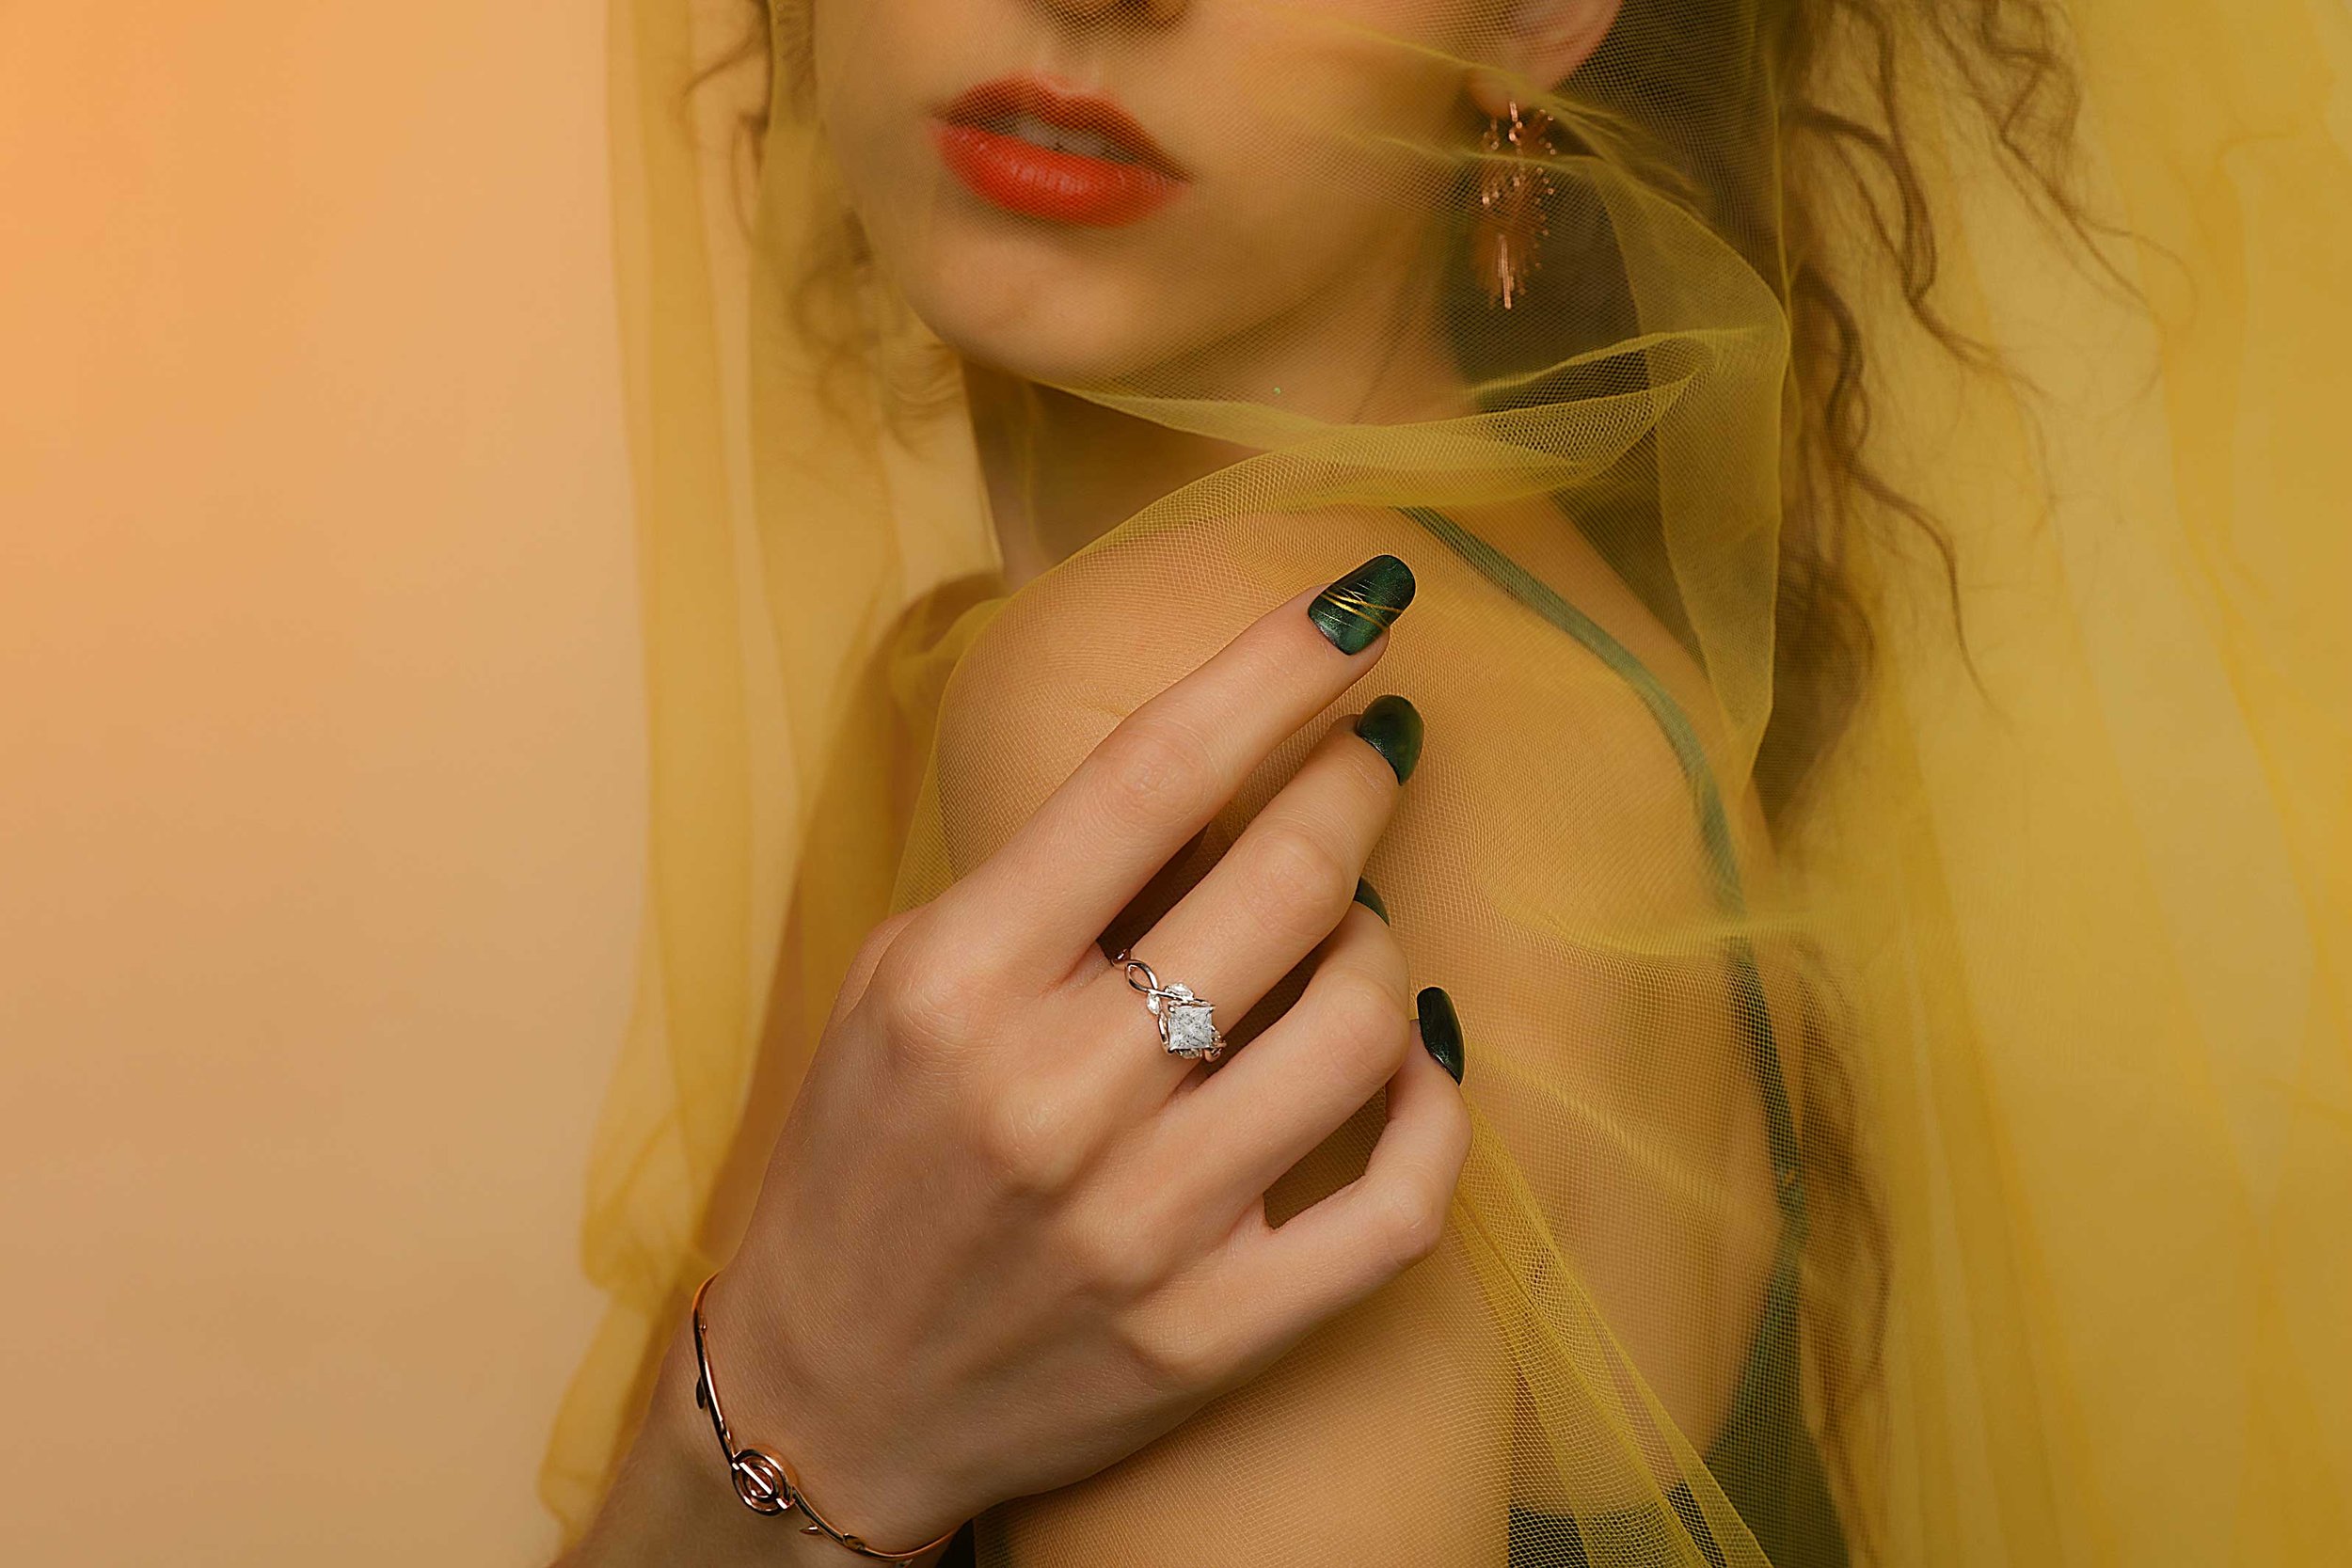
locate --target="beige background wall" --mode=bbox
[2,6,636,1562]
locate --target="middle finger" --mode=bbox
[1093,696,1423,1106]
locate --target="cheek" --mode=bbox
[808,3,975,271]
[1184,26,1468,271]
[1228,3,1472,198]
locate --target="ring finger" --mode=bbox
[1143,902,1413,1229]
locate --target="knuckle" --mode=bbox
[1068,1216,1169,1302]
[1318,974,1413,1084]
[970,1083,1094,1196]
[1373,1173,1454,1271]
[836,910,928,1026]
[850,910,917,974]
[1250,821,1355,935]
[874,946,978,1050]
[1096,716,1216,833]
[1121,1311,1231,1396]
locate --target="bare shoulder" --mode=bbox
[924,506,1788,1501]
[927,515,1354,872]
[926,503,1772,907]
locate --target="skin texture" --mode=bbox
[809,0,1619,412]
[917,502,1783,1555]
[566,585,1474,1566]
[567,0,1798,1560]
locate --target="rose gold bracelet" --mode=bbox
[689,1273,962,1562]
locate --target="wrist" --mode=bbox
[567,1307,958,1568]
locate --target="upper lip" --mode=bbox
[937,77,1187,180]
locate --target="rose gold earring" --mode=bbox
[1473,101,1557,309]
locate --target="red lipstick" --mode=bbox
[933,78,1184,227]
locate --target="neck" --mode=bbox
[963,258,1470,590]
[964,367,1255,590]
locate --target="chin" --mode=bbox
[897,281,1171,390]
[874,217,1231,391]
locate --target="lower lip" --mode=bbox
[932,121,1181,227]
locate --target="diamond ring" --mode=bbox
[1111,951,1225,1061]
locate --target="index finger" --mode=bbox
[938,552,1417,979]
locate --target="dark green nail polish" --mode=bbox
[1309,554,1417,655]
[1354,695,1423,783]
[1353,878,1390,924]
[1417,987,1465,1085]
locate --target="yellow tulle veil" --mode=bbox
[544,0,2352,1561]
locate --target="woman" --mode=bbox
[549,0,2352,1564]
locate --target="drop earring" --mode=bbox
[1473,100,1556,309]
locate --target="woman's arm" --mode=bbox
[928,524,1781,1555]
[554,565,1471,1564]
[560,1316,956,1568]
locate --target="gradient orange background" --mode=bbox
[3,6,638,1562]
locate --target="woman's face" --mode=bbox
[808,0,1488,400]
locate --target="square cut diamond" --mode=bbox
[1164,1000,1219,1056]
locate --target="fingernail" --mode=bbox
[1309,554,1417,655]
[1352,878,1390,924]
[1354,695,1423,784]
[1417,987,1465,1084]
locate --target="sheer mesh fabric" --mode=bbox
[544,1,2352,1562]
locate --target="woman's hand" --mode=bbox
[570,559,1470,1563]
